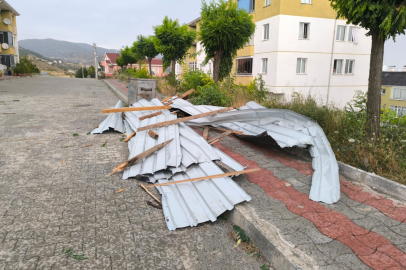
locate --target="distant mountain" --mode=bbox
[19,46,52,61]
[18,39,117,65]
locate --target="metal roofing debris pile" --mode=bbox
[172,100,340,204]
[91,100,125,134]
[93,98,251,230]
[93,95,340,230]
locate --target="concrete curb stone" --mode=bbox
[103,79,128,106]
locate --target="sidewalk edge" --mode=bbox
[103,79,128,106]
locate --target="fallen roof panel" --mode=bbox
[173,101,340,204]
[157,161,252,230]
[91,100,125,134]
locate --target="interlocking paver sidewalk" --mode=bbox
[202,131,406,270]
[0,77,271,270]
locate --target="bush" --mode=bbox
[134,67,152,79]
[179,69,214,93]
[75,67,88,78]
[192,84,233,107]
[13,57,40,74]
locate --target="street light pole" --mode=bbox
[93,43,98,80]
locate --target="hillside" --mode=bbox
[19,47,52,61]
[19,39,117,65]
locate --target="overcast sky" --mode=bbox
[11,0,406,69]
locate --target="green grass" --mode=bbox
[62,247,87,260]
[61,145,74,149]
[73,133,79,137]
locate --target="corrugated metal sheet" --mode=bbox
[122,99,220,179]
[174,101,340,204]
[156,161,252,230]
[91,100,125,134]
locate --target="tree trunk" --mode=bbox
[365,31,385,141]
[148,58,152,76]
[213,51,223,83]
[171,59,176,78]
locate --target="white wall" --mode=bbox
[253,15,372,107]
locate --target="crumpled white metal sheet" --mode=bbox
[156,161,252,230]
[173,101,340,204]
[91,100,125,134]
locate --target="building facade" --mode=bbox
[0,0,19,70]
[101,53,164,77]
[381,71,406,116]
[179,0,372,108]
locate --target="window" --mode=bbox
[299,23,310,39]
[261,58,268,74]
[263,24,269,40]
[336,26,346,41]
[238,0,255,13]
[296,58,307,74]
[265,0,271,6]
[0,55,15,68]
[333,59,343,74]
[381,89,386,95]
[345,60,355,74]
[236,58,253,75]
[348,26,359,43]
[392,88,406,100]
[188,62,197,71]
[301,0,311,3]
[390,106,406,116]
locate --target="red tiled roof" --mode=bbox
[150,58,162,66]
[106,53,120,65]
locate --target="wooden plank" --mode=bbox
[148,130,159,139]
[161,96,171,103]
[124,132,136,142]
[179,89,195,99]
[140,184,161,203]
[196,126,245,135]
[139,111,162,120]
[103,106,171,114]
[208,131,233,145]
[137,107,234,132]
[166,101,173,106]
[203,127,209,140]
[107,139,173,176]
[144,169,260,188]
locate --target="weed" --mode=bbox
[62,247,87,260]
[260,264,270,270]
[61,145,74,149]
[73,133,79,137]
[86,132,90,135]
[120,138,125,141]
[233,225,250,242]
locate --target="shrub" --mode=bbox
[134,67,152,79]
[13,57,40,74]
[192,84,232,107]
[179,70,214,93]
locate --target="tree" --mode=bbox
[121,46,137,68]
[153,16,196,78]
[329,0,406,140]
[116,56,125,70]
[130,41,145,70]
[88,66,95,76]
[137,35,159,76]
[75,67,88,78]
[199,0,255,83]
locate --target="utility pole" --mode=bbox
[93,43,98,80]
[81,61,84,79]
